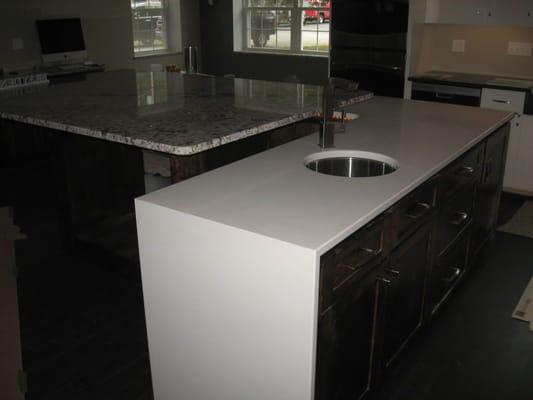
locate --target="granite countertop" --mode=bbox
[0,69,373,156]
[138,97,513,254]
[409,70,533,92]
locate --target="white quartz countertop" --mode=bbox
[137,97,513,254]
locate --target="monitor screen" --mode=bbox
[36,18,86,55]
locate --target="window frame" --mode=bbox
[131,0,171,57]
[240,0,330,56]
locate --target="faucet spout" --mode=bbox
[319,77,359,149]
[319,82,336,148]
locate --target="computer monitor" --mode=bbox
[36,18,87,64]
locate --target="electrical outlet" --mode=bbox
[452,39,465,53]
[508,42,532,56]
[12,38,24,50]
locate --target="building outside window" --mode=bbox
[131,0,169,54]
[241,0,330,55]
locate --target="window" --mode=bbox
[131,0,169,54]
[239,0,330,55]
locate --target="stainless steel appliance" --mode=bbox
[411,82,482,107]
[329,0,409,98]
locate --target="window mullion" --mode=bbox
[292,1,301,53]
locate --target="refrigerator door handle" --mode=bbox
[331,62,403,72]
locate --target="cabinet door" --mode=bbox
[315,268,384,400]
[381,225,431,368]
[0,209,26,400]
[503,115,523,191]
[437,0,489,25]
[490,0,532,27]
[472,125,509,255]
[429,231,469,314]
[436,182,476,256]
[510,114,533,194]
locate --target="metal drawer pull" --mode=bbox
[443,267,462,283]
[361,246,382,256]
[404,202,431,219]
[456,166,475,176]
[449,211,469,226]
[492,99,511,104]
[377,276,391,285]
[386,268,400,276]
[436,92,453,100]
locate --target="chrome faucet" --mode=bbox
[319,77,359,148]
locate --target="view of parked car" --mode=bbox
[303,0,331,24]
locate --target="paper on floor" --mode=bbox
[512,276,533,332]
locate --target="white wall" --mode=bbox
[414,23,533,78]
[0,0,200,71]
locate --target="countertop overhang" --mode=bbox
[0,69,372,155]
[138,97,514,255]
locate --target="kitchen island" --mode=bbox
[0,70,371,247]
[135,97,513,400]
[0,69,371,157]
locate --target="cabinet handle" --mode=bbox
[435,92,453,100]
[492,99,511,104]
[386,268,400,276]
[449,211,469,226]
[455,166,475,176]
[361,246,382,256]
[442,267,462,283]
[404,202,431,219]
[377,276,391,285]
[484,160,493,183]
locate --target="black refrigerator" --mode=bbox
[329,0,409,98]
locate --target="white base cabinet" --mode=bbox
[480,87,533,195]
[505,114,533,195]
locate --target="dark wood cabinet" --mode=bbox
[435,181,475,256]
[429,231,469,314]
[315,266,384,400]
[471,124,509,258]
[381,225,431,368]
[315,123,509,400]
[319,217,386,314]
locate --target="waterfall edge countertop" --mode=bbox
[0,69,373,156]
[137,96,514,255]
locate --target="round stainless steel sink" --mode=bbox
[304,150,398,178]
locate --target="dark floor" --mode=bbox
[3,160,533,399]
[372,233,533,400]
[2,161,152,400]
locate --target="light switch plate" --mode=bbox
[452,39,465,53]
[12,38,24,50]
[508,42,532,57]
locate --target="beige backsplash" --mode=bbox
[414,23,533,79]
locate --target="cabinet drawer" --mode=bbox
[394,179,437,246]
[439,145,483,199]
[481,88,525,114]
[436,182,475,255]
[430,232,469,314]
[319,218,385,313]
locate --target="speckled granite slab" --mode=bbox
[0,70,373,156]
